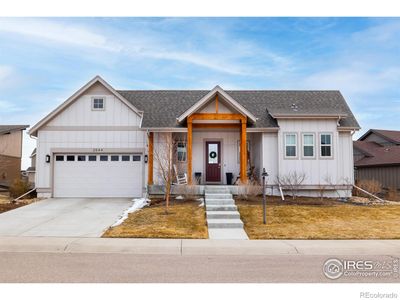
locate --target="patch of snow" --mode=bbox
[110,198,151,227]
[175,195,184,200]
[196,197,204,201]
[198,202,204,207]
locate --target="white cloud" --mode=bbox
[0,100,23,112]
[0,65,13,81]
[0,18,293,77]
[0,18,120,52]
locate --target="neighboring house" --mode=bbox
[29,76,360,199]
[354,129,400,190]
[26,148,36,186]
[0,125,29,188]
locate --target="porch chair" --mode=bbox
[173,164,188,185]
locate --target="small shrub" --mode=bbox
[357,179,382,196]
[387,187,400,202]
[276,171,307,200]
[9,179,32,199]
[238,181,263,200]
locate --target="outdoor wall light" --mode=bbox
[45,155,51,163]
[144,154,148,163]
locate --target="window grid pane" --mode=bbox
[177,142,187,162]
[286,146,296,157]
[132,155,141,161]
[303,134,314,157]
[285,134,296,157]
[320,134,332,157]
[304,146,314,157]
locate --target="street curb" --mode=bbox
[0,237,399,256]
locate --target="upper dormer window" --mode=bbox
[92,97,105,110]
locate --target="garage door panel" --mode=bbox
[53,154,143,198]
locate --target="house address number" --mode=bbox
[93,148,104,152]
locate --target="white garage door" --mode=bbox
[53,153,143,198]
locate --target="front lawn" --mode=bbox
[103,200,208,239]
[237,197,400,239]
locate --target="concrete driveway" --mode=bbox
[0,198,132,237]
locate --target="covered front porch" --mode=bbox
[147,87,260,189]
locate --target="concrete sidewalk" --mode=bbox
[0,237,400,256]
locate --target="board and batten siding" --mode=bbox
[264,119,355,197]
[355,166,400,190]
[262,132,279,185]
[35,82,146,197]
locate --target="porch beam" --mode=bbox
[189,113,246,122]
[148,132,154,185]
[240,118,247,183]
[192,123,240,129]
[187,120,193,184]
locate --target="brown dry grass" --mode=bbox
[103,200,208,239]
[238,201,400,239]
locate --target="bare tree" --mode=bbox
[276,171,306,200]
[153,132,176,213]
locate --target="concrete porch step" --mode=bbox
[207,219,244,229]
[206,199,235,205]
[205,193,233,199]
[205,187,229,192]
[206,205,237,212]
[206,211,240,219]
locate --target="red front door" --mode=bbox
[205,141,221,182]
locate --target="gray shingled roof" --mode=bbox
[0,125,29,135]
[117,90,359,129]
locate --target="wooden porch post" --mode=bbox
[240,118,247,183]
[187,118,193,184]
[148,132,154,185]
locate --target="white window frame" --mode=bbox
[177,141,187,162]
[284,132,298,159]
[301,132,316,159]
[319,132,333,159]
[91,97,106,111]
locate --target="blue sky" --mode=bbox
[0,17,399,168]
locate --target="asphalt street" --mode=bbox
[0,252,398,283]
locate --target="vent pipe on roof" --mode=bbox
[290,103,298,111]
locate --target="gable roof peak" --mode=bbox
[176,85,257,123]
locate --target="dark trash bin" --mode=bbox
[195,172,202,184]
[226,172,233,185]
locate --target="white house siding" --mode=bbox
[338,131,354,184]
[262,132,279,187]
[35,83,145,198]
[271,119,353,197]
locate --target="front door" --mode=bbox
[205,141,221,182]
